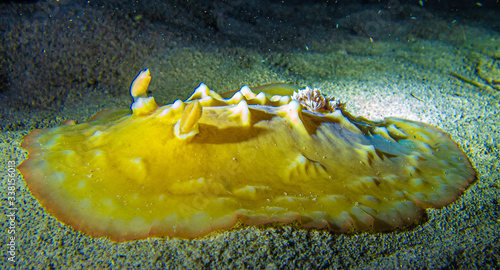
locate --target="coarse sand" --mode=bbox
[1,1,499,269]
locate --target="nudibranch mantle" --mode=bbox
[19,69,476,242]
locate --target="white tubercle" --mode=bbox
[280,96,291,104]
[171,99,183,110]
[240,85,256,99]
[228,92,244,104]
[158,107,171,118]
[270,95,282,102]
[254,92,266,104]
[280,100,303,125]
[158,99,184,118]
[195,83,210,97]
[186,83,210,101]
[229,99,251,125]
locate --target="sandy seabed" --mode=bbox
[1,1,499,269]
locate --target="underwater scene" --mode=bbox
[1,0,499,269]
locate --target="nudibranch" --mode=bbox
[19,69,476,242]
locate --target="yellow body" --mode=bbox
[19,73,476,242]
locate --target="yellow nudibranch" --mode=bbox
[19,69,476,242]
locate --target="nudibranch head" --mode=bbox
[130,68,152,100]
